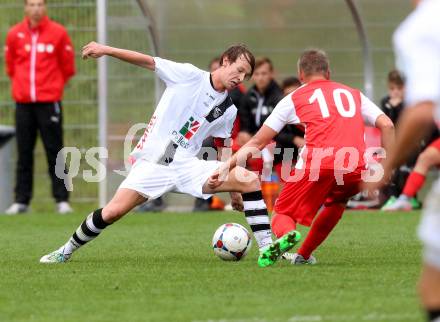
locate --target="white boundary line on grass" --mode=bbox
[193,312,420,322]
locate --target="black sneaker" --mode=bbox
[137,197,166,212]
[193,197,211,212]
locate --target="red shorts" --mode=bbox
[273,168,362,226]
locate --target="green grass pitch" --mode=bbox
[0,210,425,322]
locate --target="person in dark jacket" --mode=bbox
[237,57,283,146]
[380,69,405,124]
[238,59,304,180]
[276,77,304,168]
[380,69,438,209]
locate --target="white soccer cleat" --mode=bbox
[224,203,233,211]
[4,203,28,215]
[40,248,71,264]
[382,195,412,211]
[282,252,317,265]
[57,202,73,214]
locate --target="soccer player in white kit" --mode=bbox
[39,42,300,267]
[367,1,440,320]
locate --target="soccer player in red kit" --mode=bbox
[209,49,395,265]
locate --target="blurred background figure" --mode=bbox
[348,69,436,210]
[281,76,301,96]
[272,76,304,181]
[235,57,282,211]
[380,69,405,123]
[261,75,305,211]
[234,59,306,211]
[380,70,438,210]
[280,76,305,156]
[4,0,75,215]
[370,0,440,319]
[378,70,412,208]
[237,57,282,146]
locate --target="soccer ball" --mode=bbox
[212,223,252,261]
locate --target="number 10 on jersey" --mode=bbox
[309,88,356,118]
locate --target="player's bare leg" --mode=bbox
[295,203,345,265]
[277,203,346,265]
[40,188,146,263]
[101,188,147,223]
[203,166,301,267]
[271,211,297,237]
[419,264,440,321]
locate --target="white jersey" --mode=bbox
[393,0,440,117]
[130,57,237,165]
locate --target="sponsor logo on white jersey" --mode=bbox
[171,116,201,149]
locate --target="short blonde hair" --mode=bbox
[297,49,329,77]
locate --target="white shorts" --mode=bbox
[418,178,440,269]
[119,157,221,200]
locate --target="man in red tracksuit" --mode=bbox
[4,0,75,214]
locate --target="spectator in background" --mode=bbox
[281,76,302,95]
[380,70,438,210]
[237,64,304,179]
[257,76,304,210]
[279,76,304,159]
[4,0,75,214]
[237,57,283,173]
[237,57,283,146]
[379,70,416,208]
[348,70,416,209]
[381,70,405,124]
[237,59,306,210]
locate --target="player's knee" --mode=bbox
[102,205,125,223]
[418,279,435,307]
[418,148,438,168]
[417,151,430,166]
[239,170,261,193]
[418,268,440,308]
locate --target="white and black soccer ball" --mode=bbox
[212,223,252,261]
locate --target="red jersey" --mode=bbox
[264,79,383,170]
[5,16,75,103]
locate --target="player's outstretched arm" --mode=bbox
[82,41,155,70]
[229,125,277,172]
[207,125,277,189]
[382,102,434,176]
[375,114,395,160]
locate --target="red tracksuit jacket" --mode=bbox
[5,16,75,103]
